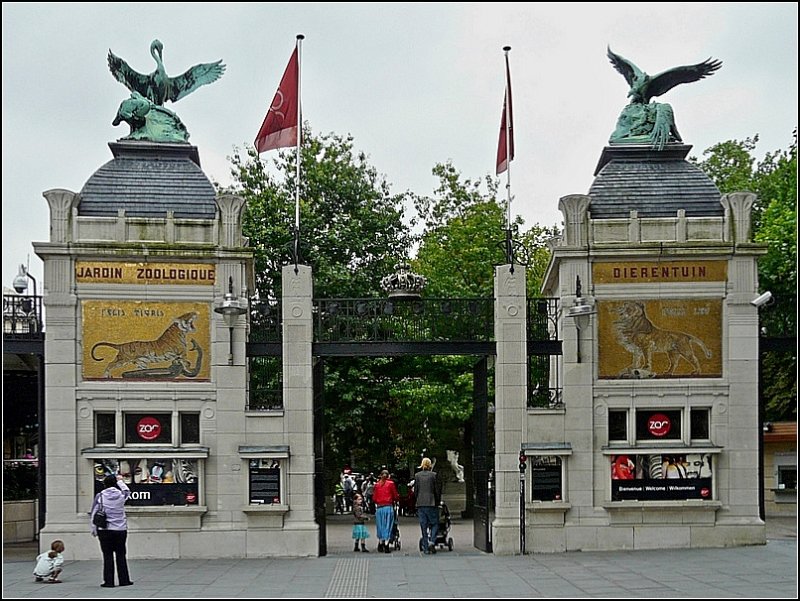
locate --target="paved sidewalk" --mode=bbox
[4,516,797,598]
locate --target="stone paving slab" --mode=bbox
[4,516,796,598]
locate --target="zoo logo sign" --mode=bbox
[137,416,162,441]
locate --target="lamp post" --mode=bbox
[215,276,247,365]
[11,262,45,530]
[567,276,595,363]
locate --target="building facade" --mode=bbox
[532,144,767,551]
[35,142,320,559]
[33,136,770,559]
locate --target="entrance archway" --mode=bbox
[249,273,561,556]
[310,353,493,556]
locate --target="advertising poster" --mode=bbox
[610,454,713,501]
[93,458,199,506]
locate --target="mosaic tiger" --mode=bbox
[90,311,198,378]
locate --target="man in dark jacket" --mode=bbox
[414,457,442,554]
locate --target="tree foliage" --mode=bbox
[227,127,413,300]
[225,133,563,480]
[413,161,559,297]
[226,128,417,477]
[692,130,797,421]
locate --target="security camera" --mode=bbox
[751,291,773,308]
[12,275,28,294]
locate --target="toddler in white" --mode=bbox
[33,540,65,583]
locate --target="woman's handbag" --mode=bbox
[92,493,108,529]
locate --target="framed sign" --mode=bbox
[530,456,563,502]
[249,459,282,504]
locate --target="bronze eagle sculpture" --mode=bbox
[607,47,722,104]
[108,39,225,106]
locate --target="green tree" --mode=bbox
[692,131,797,420]
[225,128,416,477]
[227,127,413,300]
[405,161,562,509]
[413,161,559,297]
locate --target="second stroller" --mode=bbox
[419,501,453,552]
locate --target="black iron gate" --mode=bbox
[249,295,560,555]
[472,356,492,552]
[313,359,327,556]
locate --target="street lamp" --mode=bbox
[214,276,247,365]
[566,275,595,363]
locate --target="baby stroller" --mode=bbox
[419,501,454,551]
[387,504,402,550]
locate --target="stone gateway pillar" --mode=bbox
[491,264,527,554]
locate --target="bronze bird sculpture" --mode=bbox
[607,47,722,104]
[108,39,225,106]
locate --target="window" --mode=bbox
[88,410,207,507]
[93,457,199,506]
[180,413,200,444]
[95,413,116,445]
[778,467,797,490]
[690,409,710,440]
[608,410,628,442]
[248,356,283,410]
[521,445,571,503]
[610,453,713,501]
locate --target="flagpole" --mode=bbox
[503,45,513,266]
[294,34,304,271]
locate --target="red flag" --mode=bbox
[255,46,300,153]
[496,54,514,175]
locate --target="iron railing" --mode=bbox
[247,356,283,411]
[527,298,562,409]
[249,299,282,342]
[527,297,559,341]
[760,293,796,339]
[247,388,283,411]
[3,294,43,340]
[313,298,494,343]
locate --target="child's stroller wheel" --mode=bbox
[418,538,423,551]
[447,537,454,551]
[396,540,401,550]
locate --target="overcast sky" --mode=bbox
[2,3,797,290]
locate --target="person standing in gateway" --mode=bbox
[415,457,442,555]
[372,469,400,553]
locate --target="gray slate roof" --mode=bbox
[588,144,722,219]
[78,142,217,219]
